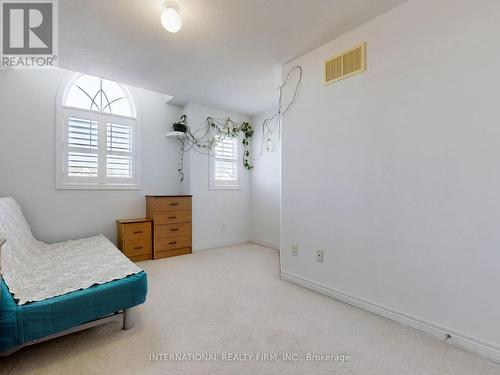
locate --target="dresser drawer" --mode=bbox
[123,238,151,257]
[156,197,191,212]
[123,222,151,242]
[154,247,191,259]
[155,210,191,225]
[155,235,191,251]
[154,223,191,238]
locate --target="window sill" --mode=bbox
[56,183,141,191]
[208,185,243,191]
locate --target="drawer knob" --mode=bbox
[133,231,143,234]
[168,216,176,219]
[134,246,143,250]
[170,203,179,206]
[171,228,179,232]
[169,241,177,245]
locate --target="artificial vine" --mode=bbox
[207,117,254,170]
[171,65,303,182]
[240,121,254,170]
[173,116,254,182]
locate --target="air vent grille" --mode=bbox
[325,43,366,84]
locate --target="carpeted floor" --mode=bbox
[1,243,499,374]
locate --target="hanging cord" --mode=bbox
[257,65,303,158]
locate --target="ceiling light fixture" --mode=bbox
[161,1,182,33]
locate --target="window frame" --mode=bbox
[56,74,142,190]
[209,135,241,190]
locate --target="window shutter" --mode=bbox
[107,123,132,152]
[214,137,238,160]
[214,160,238,181]
[106,122,133,178]
[67,117,99,177]
[212,137,239,186]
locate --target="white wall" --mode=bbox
[281,0,500,358]
[250,111,281,249]
[0,68,183,243]
[182,103,251,250]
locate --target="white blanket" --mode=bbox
[0,197,142,305]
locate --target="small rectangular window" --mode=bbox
[209,137,240,189]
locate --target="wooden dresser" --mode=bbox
[116,218,153,262]
[146,195,192,259]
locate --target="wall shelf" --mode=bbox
[165,131,187,138]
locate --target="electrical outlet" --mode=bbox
[316,250,324,263]
[291,245,299,256]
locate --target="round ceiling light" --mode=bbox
[161,2,182,33]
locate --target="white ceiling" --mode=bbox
[59,0,406,116]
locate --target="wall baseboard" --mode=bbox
[250,238,280,250]
[192,237,250,252]
[281,271,500,364]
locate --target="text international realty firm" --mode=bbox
[150,352,351,362]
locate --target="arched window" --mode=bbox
[56,74,141,189]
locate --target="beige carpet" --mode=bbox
[1,243,499,375]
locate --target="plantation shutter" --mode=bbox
[67,117,99,178]
[106,122,133,178]
[209,136,240,188]
[214,137,238,183]
[61,111,137,187]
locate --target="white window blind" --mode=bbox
[106,122,133,178]
[210,137,240,189]
[57,74,140,190]
[214,137,238,160]
[67,118,98,177]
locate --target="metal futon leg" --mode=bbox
[123,308,135,330]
